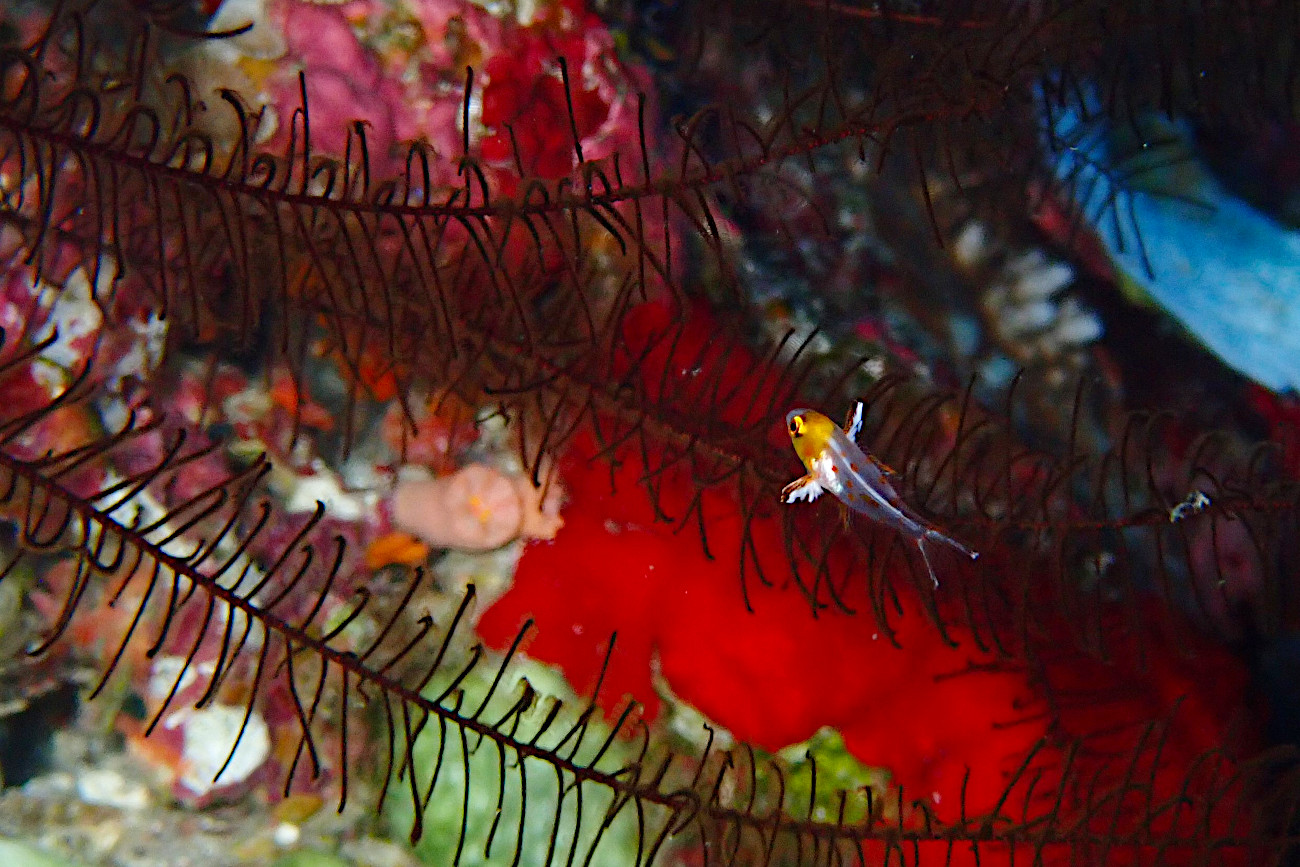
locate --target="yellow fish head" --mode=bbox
[785,408,836,469]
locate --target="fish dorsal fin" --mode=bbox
[843,401,864,441]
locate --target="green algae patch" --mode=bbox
[385,659,643,867]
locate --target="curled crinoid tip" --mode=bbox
[391,463,564,552]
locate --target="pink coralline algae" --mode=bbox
[245,0,650,190]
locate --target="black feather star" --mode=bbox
[0,0,1299,864]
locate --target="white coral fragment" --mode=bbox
[969,220,1102,364]
[173,704,271,797]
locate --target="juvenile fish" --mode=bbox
[782,402,977,587]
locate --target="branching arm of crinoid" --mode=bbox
[6,0,1300,672]
[4,3,1300,861]
[20,0,1282,395]
[5,333,1298,865]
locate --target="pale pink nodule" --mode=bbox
[391,464,563,552]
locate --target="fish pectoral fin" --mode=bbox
[781,475,824,503]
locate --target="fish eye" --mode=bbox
[789,416,803,435]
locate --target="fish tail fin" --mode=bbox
[923,527,978,561]
[915,536,940,589]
